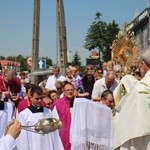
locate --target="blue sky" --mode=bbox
[0,0,148,65]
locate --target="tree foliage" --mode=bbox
[6,55,27,71]
[71,51,82,66]
[6,55,53,71]
[41,56,53,68]
[84,12,120,62]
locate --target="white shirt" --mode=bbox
[103,69,107,77]
[45,74,66,90]
[92,77,118,99]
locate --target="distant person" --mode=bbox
[70,66,82,92]
[42,89,59,108]
[93,70,102,81]
[65,68,74,83]
[92,70,118,101]
[113,64,122,83]
[102,62,107,77]
[82,74,95,99]
[48,90,59,103]
[55,81,63,97]
[106,60,113,71]
[45,65,66,90]
[85,65,94,75]
[0,69,21,106]
[76,66,83,77]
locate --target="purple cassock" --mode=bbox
[51,96,73,150]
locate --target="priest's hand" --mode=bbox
[6,119,21,139]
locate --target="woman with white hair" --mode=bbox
[113,64,122,83]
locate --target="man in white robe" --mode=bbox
[0,91,14,138]
[15,86,64,150]
[114,47,150,150]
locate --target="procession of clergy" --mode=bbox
[1,47,150,150]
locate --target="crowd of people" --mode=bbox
[0,46,150,150]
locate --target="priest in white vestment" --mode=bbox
[113,74,139,106]
[0,92,14,138]
[114,47,150,150]
[15,86,64,150]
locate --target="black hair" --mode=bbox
[101,90,113,100]
[82,74,95,87]
[48,90,58,99]
[25,83,36,93]
[30,86,43,97]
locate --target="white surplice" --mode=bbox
[0,101,14,138]
[70,98,113,150]
[15,107,64,150]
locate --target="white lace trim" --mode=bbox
[71,136,109,145]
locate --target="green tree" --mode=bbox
[103,20,120,61]
[71,51,82,66]
[41,57,53,68]
[17,55,27,71]
[7,55,27,71]
[6,56,16,61]
[6,55,53,71]
[84,12,120,64]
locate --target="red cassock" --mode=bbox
[0,75,21,94]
